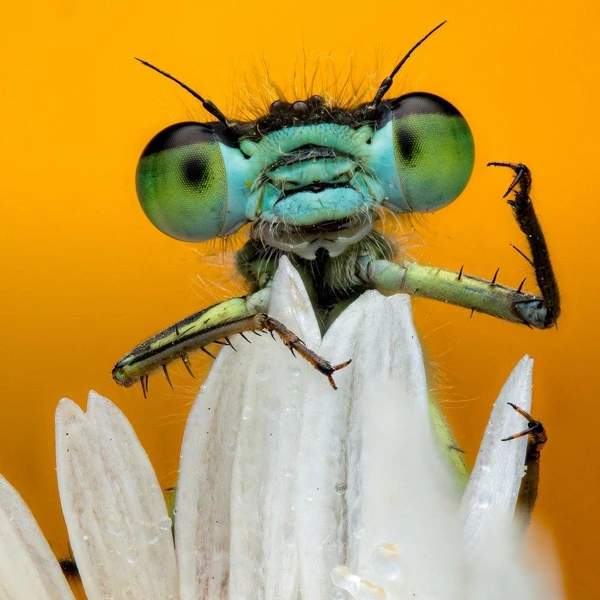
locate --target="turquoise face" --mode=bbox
[135,92,474,246]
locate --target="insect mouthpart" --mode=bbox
[276,182,353,202]
[250,212,373,260]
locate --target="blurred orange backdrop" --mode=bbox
[1,1,597,597]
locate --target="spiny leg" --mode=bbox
[112,288,350,393]
[488,162,560,327]
[260,315,351,390]
[358,163,560,329]
[502,402,547,528]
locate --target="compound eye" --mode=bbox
[386,93,474,212]
[136,122,229,241]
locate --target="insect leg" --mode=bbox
[357,164,560,329]
[488,161,560,327]
[112,287,349,391]
[501,403,547,528]
[112,289,270,389]
[259,315,351,389]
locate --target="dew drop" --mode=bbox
[284,400,297,413]
[370,543,403,582]
[143,521,160,545]
[387,182,394,189]
[158,515,173,531]
[350,512,364,539]
[82,534,89,542]
[287,365,301,377]
[347,578,360,594]
[286,384,300,396]
[283,465,291,477]
[242,405,253,420]
[331,590,345,600]
[123,585,133,596]
[476,494,492,510]
[125,544,139,564]
[106,515,124,537]
[335,482,347,495]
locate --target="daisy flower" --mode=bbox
[0,258,562,599]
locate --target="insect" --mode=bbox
[112,22,559,398]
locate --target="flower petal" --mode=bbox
[56,391,178,600]
[297,291,461,598]
[0,475,75,600]
[176,257,321,599]
[459,355,533,555]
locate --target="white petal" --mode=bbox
[459,355,533,555]
[56,391,178,600]
[176,257,321,599]
[0,476,75,600]
[297,291,461,598]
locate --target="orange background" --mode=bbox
[1,1,597,597]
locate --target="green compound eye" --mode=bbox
[136,122,238,241]
[372,93,475,213]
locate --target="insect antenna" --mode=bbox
[370,21,446,108]
[135,58,232,127]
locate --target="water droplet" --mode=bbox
[125,544,139,564]
[82,534,89,542]
[123,585,133,596]
[350,512,364,539]
[283,465,291,477]
[387,182,395,189]
[106,515,124,537]
[335,482,347,495]
[476,494,492,510]
[370,543,404,582]
[172,507,178,516]
[331,565,351,586]
[158,515,173,531]
[287,365,301,377]
[226,440,236,453]
[331,589,345,599]
[143,521,160,545]
[286,384,300,396]
[242,405,252,420]
[348,579,361,595]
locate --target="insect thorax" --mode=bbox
[237,229,395,325]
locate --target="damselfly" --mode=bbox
[112,22,559,518]
[113,22,559,394]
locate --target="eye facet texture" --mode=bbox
[380,93,475,213]
[136,123,230,241]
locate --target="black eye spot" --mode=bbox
[398,129,417,163]
[182,156,208,187]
